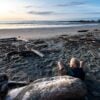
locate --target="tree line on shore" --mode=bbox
[69,19,100,23]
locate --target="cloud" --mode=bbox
[25,5,33,8]
[71,12,100,15]
[64,12,100,14]
[24,5,43,9]
[28,11,55,15]
[57,1,86,7]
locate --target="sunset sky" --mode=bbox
[0,0,100,21]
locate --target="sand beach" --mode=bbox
[0,24,100,39]
[0,26,99,99]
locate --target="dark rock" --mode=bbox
[34,40,45,44]
[78,30,89,32]
[34,44,48,49]
[0,73,8,100]
[92,91,100,97]
[94,29,99,31]
[8,81,29,89]
[6,50,41,60]
[8,76,87,100]
[0,37,17,42]
[41,48,60,54]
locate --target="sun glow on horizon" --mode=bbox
[0,0,34,21]
[0,0,100,21]
[0,0,18,20]
[0,0,20,16]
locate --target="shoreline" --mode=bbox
[0,25,100,39]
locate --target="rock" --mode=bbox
[7,76,87,100]
[0,73,9,100]
[78,30,89,32]
[34,44,48,49]
[0,73,29,99]
[92,91,100,97]
[6,50,42,60]
[33,40,45,44]
[0,37,17,42]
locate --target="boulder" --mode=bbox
[7,76,87,100]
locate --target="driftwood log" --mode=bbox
[78,30,89,32]
[6,49,44,61]
[0,37,17,42]
[7,76,87,100]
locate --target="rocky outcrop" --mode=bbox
[7,76,87,100]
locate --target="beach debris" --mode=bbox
[33,43,48,49]
[25,45,44,57]
[31,40,45,44]
[6,50,44,60]
[41,48,60,54]
[88,50,100,59]
[7,76,87,100]
[0,37,17,42]
[78,30,89,32]
[30,48,44,57]
[17,36,28,42]
[0,32,99,100]
[94,29,99,31]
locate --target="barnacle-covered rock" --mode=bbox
[7,76,87,100]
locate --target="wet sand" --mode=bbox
[0,25,100,39]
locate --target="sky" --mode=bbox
[0,0,100,21]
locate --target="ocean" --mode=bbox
[0,21,99,29]
[0,20,100,39]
